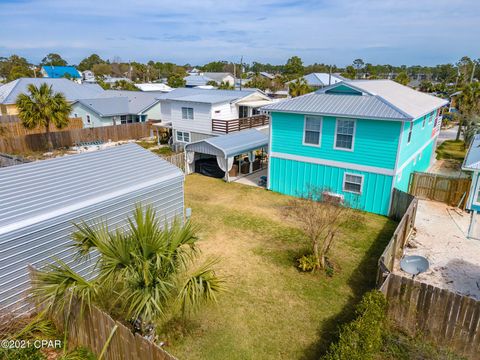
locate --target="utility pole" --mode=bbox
[239,56,243,91]
[328,65,332,85]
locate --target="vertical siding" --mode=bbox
[269,157,393,215]
[395,140,436,192]
[0,178,184,314]
[270,112,400,170]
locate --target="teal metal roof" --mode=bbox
[41,66,81,79]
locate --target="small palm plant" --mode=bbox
[16,83,72,151]
[288,78,312,97]
[31,205,224,337]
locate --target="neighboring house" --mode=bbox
[262,80,448,215]
[41,66,82,79]
[156,88,272,145]
[135,83,173,92]
[82,70,95,82]
[184,72,235,87]
[71,90,163,127]
[288,73,345,89]
[0,78,105,115]
[0,144,184,313]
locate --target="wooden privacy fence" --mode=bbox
[389,188,415,221]
[0,123,151,153]
[0,115,21,123]
[381,273,480,359]
[52,298,177,360]
[162,152,185,172]
[377,195,418,287]
[0,117,84,137]
[409,172,471,209]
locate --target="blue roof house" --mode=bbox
[41,66,82,79]
[262,80,447,215]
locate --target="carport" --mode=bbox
[184,129,268,182]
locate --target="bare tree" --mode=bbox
[287,188,355,270]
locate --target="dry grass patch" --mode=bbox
[164,175,396,360]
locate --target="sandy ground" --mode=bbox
[429,159,468,177]
[394,200,480,300]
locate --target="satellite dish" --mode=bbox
[400,255,429,277]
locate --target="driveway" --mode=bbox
[438,126,461,144]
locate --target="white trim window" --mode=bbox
[303,115,322,146]
[407,123,413,144]
[86,114,91,124]
[343,173,364,194]
[181,107,194,120]
[334,119,355,151]
[176,131,190,143]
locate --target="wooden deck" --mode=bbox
[212,115,269,134]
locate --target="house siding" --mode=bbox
[395,140,436,192]
[169,101,213,134]
[71,103,113,127]
[270,112,400,170]
[269,157,393,215]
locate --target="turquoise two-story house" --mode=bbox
[262,80,447,215]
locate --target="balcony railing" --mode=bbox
[212,115,269,134]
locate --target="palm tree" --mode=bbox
[16,83,72,151]
[288,78,312,97]
[31,205,224,336]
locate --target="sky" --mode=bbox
[0,0,479,66]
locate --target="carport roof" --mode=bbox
[185,129,268,158]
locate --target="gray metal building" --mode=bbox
[0,144,184,314]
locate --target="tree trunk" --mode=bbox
[456,116,464,141]
[45,121,53,152]
[313,240,321,269]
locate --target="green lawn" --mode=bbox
[436,140,466,162]
[162,175,397,360]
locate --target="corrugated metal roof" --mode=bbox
[261,92,408,120]
[185,129,268,158]
[304,73,343,86]
[0,78,105,104]
[100,90,162,113]
[0,144,183,235]
[41,66,81,79]
[156,87,257,104]
[463,134,480,170]
[75,97,131,116]
[346,80,448,119]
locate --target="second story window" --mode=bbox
[182,107,194,120]
[303,116,322,146]
[407,123,413,144]
[335,119,355,151]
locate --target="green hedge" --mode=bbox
[323,290,387,360]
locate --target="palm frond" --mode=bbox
[174,257,225,317]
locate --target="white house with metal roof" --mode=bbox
[0,78,105,116]
[288,73,345,89]
[184,72,235,88]
[262,79,448,215]
[0,144,184,314]
[71,90,164,127]
[154,88,273,146]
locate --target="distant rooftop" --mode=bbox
[0,78,104,104]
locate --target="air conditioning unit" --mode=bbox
[322,191,344,205]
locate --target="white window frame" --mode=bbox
[181,107,194,120]
[343,173,364,194]
[334,118,356,152]
[176,130,191,143]
[407,122,413,144]
[86,114,91,124]
[302,115,322,147]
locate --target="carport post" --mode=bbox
[225,156,229,182]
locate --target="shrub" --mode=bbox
[297,254,318,272]
[323,290,387,360]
